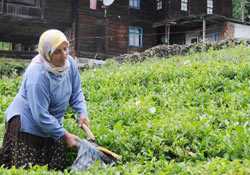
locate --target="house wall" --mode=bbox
[76,0,155,59]
[233,23,250,39]
[44,0,72,25]
[185,21,250,44]
[185,30,201,44]
[222,0,232,18]
[158,0,232,20]
[221,22,234,40]
[153,0,167,22]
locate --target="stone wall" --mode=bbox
[77,38,250,69]
[111,38,250,63]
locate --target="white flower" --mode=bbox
[93,69,96,72]
[135,101,141,105]
[184,60,190,64]
[149,107,156,114]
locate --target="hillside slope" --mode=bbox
[1,45,250,174]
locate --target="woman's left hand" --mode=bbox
[78,114,90,128]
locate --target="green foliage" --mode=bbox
[1,45,250,173]
[233,0,250,21]
[0,42,12,51]
[0,62,27,77]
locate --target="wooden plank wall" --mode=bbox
[153,0,167,22]
[107,20,128,57]
[168,0,232,19]
[77,0,155,59]
[189,0,206,15]
[222,0,232,18]
[77,14,106,58]
[77,0,105,58]
[44,0,73,27]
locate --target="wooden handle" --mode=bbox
[82,123,96,141]
[82,124,121,160]
[98,146,121,160]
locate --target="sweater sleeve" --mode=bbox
[26,74,66,141]
[69,58,88,115]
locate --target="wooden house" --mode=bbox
[0,0,74,58]
[0,0,243,60]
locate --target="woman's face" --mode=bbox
[50,41,69,67]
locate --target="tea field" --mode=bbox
[1,45,250,174]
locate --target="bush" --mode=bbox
[0,62,27,77]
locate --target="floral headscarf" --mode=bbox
[30,29,70,76]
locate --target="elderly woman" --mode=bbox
[0,29,89,171]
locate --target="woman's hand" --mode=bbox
[78,114,90,128]
[62,131,81,148]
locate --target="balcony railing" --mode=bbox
[7,3,41,18]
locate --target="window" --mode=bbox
[129,0,140,9]
[201,26,220,42]
[181,0,188,11]
[190,37,198,44]
[156,0,162,10]
[207,0,213,14]
[129,26,143,47]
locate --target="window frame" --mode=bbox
[129,0,140,10]
[190,37,198,44]
[156,0,162,10]
[181,0,188,11]
[128,26,143,48]
[207,0,213,14]
[201,25,220,42]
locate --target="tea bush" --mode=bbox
[0,62,27,77]
[0,45,250,174]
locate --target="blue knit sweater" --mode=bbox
[5,55,88,141]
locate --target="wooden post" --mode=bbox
[203,18,206,44]
[167,25,170,45]
[2,0,6,13]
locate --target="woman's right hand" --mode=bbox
[62,131,81,148]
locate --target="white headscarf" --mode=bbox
[30,29,70,76]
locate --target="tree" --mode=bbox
[233,0,250,21]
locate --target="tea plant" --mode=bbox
[0,45,250,174]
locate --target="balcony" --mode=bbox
[6,3,41,18]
